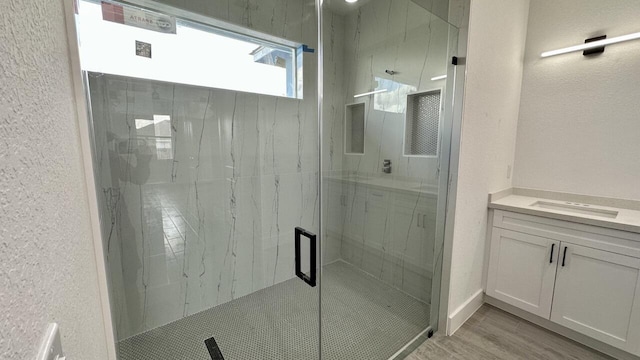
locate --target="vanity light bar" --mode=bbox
[353,89,388,98]
[430,75,447,81]
[541,32,640,58]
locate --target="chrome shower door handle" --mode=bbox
[295,227,317,287]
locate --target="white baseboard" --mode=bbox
[447,289,484,335]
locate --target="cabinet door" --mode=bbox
[486,228,560,318]
[551,244,640,354]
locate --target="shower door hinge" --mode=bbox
[300,44,315,53]
[452,56,465,65]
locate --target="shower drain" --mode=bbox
[204,337,225,360]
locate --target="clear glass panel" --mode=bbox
[76,0,459,357]
[78,0,320,359]
[320,0,458,358]
[78,0,301,98]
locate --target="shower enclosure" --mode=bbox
[72,0,459,358]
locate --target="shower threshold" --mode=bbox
[118,261,430,360]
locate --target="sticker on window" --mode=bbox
[101,1,176,34]
[135,41,152,58]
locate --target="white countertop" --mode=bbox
[489,189,640,234]
[324,175,439,196]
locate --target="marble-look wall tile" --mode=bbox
[322,11,346,172]
[87,0,451,343]
[87,0,327,340]
[157,0,339,273]
[411,0,450,24]
[90,34,324,339]
[339,0,451,183]
[447,0,470,29]
[322,0,453,304]
[258,97,318,176]
[320,10,347,266]
[154,0,315,45]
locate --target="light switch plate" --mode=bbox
[37,323,65,360]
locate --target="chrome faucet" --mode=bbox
[383,159,392,174]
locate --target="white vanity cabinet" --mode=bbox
[551,244,640,352]
[486,228,559,318]
[486,210,640,356]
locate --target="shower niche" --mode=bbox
[404,89,443,157]
[344,102,366,155]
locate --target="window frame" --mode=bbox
[77,0,305,99]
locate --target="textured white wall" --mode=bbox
[447,0,529,319]
[513,0,640,201]
[0,1,109,359]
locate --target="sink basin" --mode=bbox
[530,201,618,219]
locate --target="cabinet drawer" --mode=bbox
[493,210,640,258]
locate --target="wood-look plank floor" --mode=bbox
[407,305,613,360]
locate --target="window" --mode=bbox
[373,77,416,114]
[135,115,173,160]
[76,0,304,98]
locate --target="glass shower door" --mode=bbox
[75,0,460,357]
[76,0,321,359]
[320,0,459,358]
